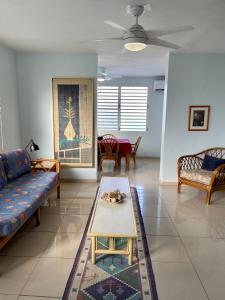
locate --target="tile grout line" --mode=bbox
[164,203,211,300]
[16,193,89,299]
[18,255,42,298]
[18,294,61,299]
[21,194,89,299]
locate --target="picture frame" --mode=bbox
[188,105,210,131]
[52,78,94,168]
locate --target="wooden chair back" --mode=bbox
[102,134,116,139]
[132,136,142,153]
[99,138,119,157]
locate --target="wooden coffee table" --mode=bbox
[88,176,137,265]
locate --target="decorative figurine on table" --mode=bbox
[101,189,126,204]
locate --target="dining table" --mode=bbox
[98,138,132,170]
[116,138,132,169]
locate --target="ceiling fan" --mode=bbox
[98,67,112,82]
[88,4,194,52]
[98,67,122,82]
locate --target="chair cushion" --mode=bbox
[0,157,7,189]
[0,170,58,237]
[2,149,31,180]
[180,169,212,185]
[202,155,225,171]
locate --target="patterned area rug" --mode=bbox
[63,187,158,300]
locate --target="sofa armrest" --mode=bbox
[31,159,60,175]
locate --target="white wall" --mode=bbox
[98,76,164,157]
[16,52,98,180]
[0,43,21,151]
[160,53,225,183]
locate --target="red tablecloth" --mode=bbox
[116,139,131,155]
[98,138,131,155]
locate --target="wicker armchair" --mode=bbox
[177,148,225,205]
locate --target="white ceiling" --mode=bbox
[0,0,225,76]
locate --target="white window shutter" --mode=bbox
[97,86,119,131]
[120,86,148,131]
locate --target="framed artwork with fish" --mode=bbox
[52,78,94,167]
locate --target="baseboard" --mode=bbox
[160,180,177,186]
[61,178,97,183]
[136,156,160,159]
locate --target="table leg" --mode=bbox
[126,154,130,170]
[118,156,121,169]
[128,238,133,265]
[109,237,115,250]
[92,237,96,264]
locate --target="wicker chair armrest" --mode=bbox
[210,164,225,186]
[31,159,60,174]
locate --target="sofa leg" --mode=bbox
[177,181,181,193]
[57,185,60,199]
[99,159,103,171]
[35,207,40,226]
[206,190,212,205]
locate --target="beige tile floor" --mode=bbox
[1,158,225,299]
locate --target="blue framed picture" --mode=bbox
[52,78,94,167]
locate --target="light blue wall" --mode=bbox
[16,52,98,180]
[160,53,225,182]
[98,76,165,157]
[0,43,21,151]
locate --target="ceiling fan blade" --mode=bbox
[147,38,180,49]
[129,0,150,6]
[146,25,194,38]
[104,20,127,32]
[144,3,152,12]
[80,37,123,43]
[112,75,123,78]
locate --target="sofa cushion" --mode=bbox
[0,170,58,237]
[202,155,225,171]
[2,149,31,180]
[180,169,212,185]
[0,157,7,189]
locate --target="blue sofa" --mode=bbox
[0,149,60,249]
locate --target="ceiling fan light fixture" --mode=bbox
[97,77,105,82]
[124,42,146,52]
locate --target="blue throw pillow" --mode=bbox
[202,154,225,171]
[2,149,31,180]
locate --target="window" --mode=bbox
[97,86,119,131]
[120,86,148,131]
[97,86,148,132]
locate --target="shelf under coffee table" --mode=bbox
[87,176,137,265]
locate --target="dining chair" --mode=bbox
[98,138,119,170]
[102,134,116,139]
[131,136,142,166]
